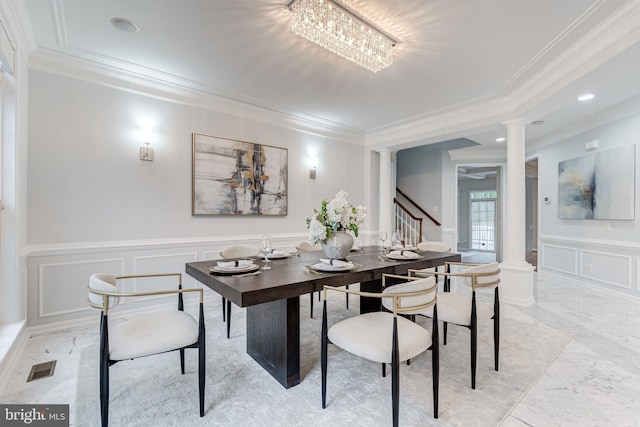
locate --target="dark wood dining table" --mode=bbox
[185,245,460,388]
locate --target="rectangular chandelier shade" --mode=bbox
[289,0,394,73]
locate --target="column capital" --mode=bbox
[501,118,528,127]
[374,147,397,154]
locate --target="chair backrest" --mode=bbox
[220,244,260,258]
[417,241,451,252]
[382,276,437,315]
[88,273,120,310]
[296,240,321,251]
[463,262,500,289]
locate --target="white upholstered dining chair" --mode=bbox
[87,272,205,426]
[409,261,500,389]
[321,274,439,426]
[219,244,260,338]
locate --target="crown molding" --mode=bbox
[365,0,640,150]
[28,48,365,145]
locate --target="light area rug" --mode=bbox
[75,287,570,426]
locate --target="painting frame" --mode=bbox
[558,144,635,220]
[192,132,288,216]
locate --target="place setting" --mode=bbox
[209,258,261,276]
[307,258,357,273]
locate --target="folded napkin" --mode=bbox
[217,259,254,269]
[319,258,353,268]
[388,250,419,259]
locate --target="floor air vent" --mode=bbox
[27,360,56,382]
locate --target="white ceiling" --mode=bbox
[20,0,640,147]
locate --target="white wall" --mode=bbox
[25,69,368,325]
[396,145,443,242]
[532,112,640,297]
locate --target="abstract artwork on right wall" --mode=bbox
[558,144,635,220]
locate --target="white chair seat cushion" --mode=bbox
[423,292,493,326]
[109,311,199,361]
[328,312,432,364]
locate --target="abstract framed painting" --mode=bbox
[192,133,288,216]
[558,144,635,220]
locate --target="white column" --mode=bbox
[378,148,393,238]
[500,119,535,306]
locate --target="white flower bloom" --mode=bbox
[306,190,367,244]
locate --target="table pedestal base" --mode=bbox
[246,297,300,388]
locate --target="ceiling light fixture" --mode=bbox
[288,0,395,73]
[111,18,139,34]
[577,93,595,102]
[495,137,506,142]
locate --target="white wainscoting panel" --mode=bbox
[581,250,632,289]
[38,258,125,318]
[541,244,577,275]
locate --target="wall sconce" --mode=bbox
[309,156,318,179]
[140,142,153,161]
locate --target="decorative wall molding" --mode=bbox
[580,249,632,289]
[539,234,640,251]
[38,258,125,318]
[541,244,578,275]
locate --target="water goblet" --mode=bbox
[379,231,388,252]
[261,235,272,270]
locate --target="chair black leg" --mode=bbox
[443,322,448,345]
[226,299,232,339]
[345,285,349,309]
[222,297,226,322]
[198,302,206,417]
[382,363,386,377]
[471,292,478,389]
[432,305,439,418]
[391,317,400,427]
[494,287,500,371]
[310,293,314,319]
[180,349,185,374]
[99,314,109,427]
[321,300,328,409]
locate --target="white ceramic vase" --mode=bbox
[320,231,354,260]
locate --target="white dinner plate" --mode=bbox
[266,252,290,259]
[350,246,362,251]
[386,252,420,261]
[311,262,356,272]
[210,263,259,274]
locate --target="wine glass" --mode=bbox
[261,235,272,270]
[391,231,401,248]
[379,231,388,251]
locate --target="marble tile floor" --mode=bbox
[1,272,639,426]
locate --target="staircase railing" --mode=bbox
[393,198,423,245]
[396,188,441,227]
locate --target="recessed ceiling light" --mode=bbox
[577,93,595,102]
[496,137,506,142]
[111,18,139,33]
[531,120,544,126]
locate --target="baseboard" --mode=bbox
[538,270,640,304]
[0,320,28,395]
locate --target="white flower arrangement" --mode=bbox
[306,190,367,244]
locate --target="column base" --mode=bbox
[498,262,535,306]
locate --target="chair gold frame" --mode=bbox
[321,275,439,426]
[88,273,205,426]
[409,261,500,389]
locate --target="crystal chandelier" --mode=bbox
[288,0,395,73]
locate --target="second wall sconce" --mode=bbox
[140,142,153,161]
[309,155,318,179]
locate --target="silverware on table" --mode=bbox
[304,267,323,275]
[235,270,261,278]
